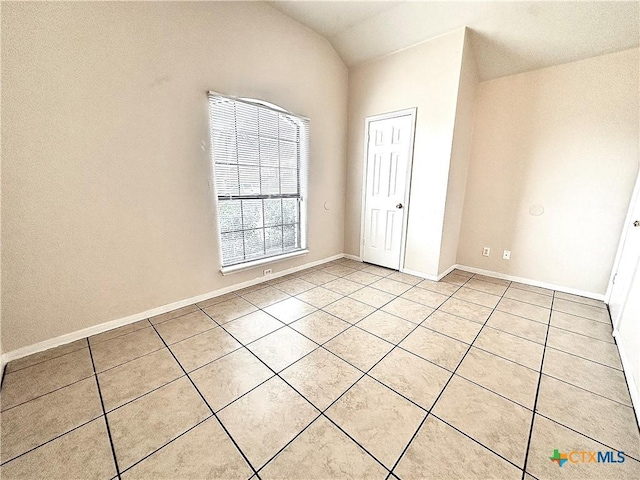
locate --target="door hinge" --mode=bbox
[613,273,617,285]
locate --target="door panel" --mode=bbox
[363,114,414,270]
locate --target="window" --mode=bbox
[208,93,309,269]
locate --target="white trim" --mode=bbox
[454,264,605,300]
[343,254,362,262]
[359,108,417,270]
[220,249,309,275]
[613,335,640,428]
[0,253,344,366]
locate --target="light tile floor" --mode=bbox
[1,258,639,479]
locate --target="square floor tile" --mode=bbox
[472,274,508,286]
[487,310,548,344]
[421,310,482,344]
[90,326,165,373]
[439,297,493,323]
[1,377,102,463]
[361,264,394,277]
[327,376,425,468]
[504,287,553,308]
[323,297,376,324]
[382,298,434,324]
[202,297,258,325]
[536,375,640,458]
[298,270,339,285]
[441,273,470,286]
[5,339,88,374]
[496,298,550,324]
[275,278,316,296]
[169,327,242,372]
[546,327,622,369]
[121,417,252,479]
[0,418,116,480]
[526,415,640,480]
[1,348,94,410]
[222,311,284,345]
[356,310,416,343]
[453,287,501,309]
[369,348,451,410]
[349,286,396,308]
[247,327,317,372]
[323,264,358,277]
[510,282,553,296]
[386,271,423,285]
[195,292,238,309]
[154,310,217,345]
[260,416,387,479]
[241,286,290,308]
[98,348,183,411]
[108,377,211,471]
[217,377,319,469]
[190,348,273,412]
[542,348,631,406]
[289,310,350,344]
[400,327,468,371]
[456,347,539,408]
[149,305,200,325]
[324,328,394,372]
[280,348,362,410]
[401,287,449,309]
[343,270,383,285]
[550,310,613,343]
[554,292,607,309]
[552,298,610,323]
[339,259,368,270]
[295,286,343,308]
[474,327,544,370]
[89,320,150,347]
[323,278,363,296]
[264,297,317,324]
[432,376,532,467]
[464,277,508,296]
[415,279,460,296]
[395,416,521,480]
[370,278,412,296]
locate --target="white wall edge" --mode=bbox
[614,336,640,428]
[455,264,606,301]
[401,264,455,282]
[1,253,345,367]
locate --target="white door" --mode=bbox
[609,175,640,327]
[362,111,415,270]
[608,173,640,420]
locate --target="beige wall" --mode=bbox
[438,31,478,275]
[457,48,640,294]
[346,29,466,277]
[1,2,348,352]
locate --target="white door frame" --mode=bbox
[605,169,640,330]
[359,108,417,270]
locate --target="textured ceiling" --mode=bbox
[270,1,640,81]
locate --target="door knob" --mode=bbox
[396,203,403,209]
[634,220,640,227]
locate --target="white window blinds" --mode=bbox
[208,93,309,267]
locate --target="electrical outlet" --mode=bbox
[503,250,511,260]
[263,268,273,276]
[482,247,491,257]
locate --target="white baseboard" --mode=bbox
[454,264,605,301]
[614,336,640,428]
[343,254,362,262]
[401,264,456,282]
[0,253,346,367]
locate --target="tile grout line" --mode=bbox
[147,322,262,480]
[87,341,122,479]
[519,290,555,480]
[385,274,517,478]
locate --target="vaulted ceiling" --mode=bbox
[270,1,640,81]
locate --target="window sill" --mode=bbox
[220,249,309,276]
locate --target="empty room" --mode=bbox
[1,1,639,479]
